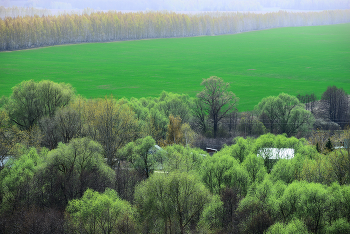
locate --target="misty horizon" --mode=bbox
[0,0,349,12]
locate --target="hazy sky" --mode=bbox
[1,0,349,11]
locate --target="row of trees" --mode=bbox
[1,78,348,169]
[0,6,52,19]
[1,9,350,51]
[0,78,311,166]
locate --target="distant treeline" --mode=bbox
[0,6,53,18]
[2,0,350,11]
[0,9,350,51]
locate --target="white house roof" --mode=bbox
[0,156,10,167]
[148,145,163,155]
[257,148,295,160]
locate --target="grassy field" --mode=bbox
[1,23,349,111]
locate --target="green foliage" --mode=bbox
[213,134,315,185]
[242,153,267,183]
[256,93,314,136]
[66,188,137,234]
[239,179,350,234]
[322,86,349,128]
[237,178,288,233]
[0,148,42,211]
[162,144,205,173]
[271,181,331,233]
[266,219,310,234]
[198,194,224,233]
[135,171,218,234]
[4,80,74,130]
[38,138,115,207]
[201,153,251,195]
[300,183,329,232]
[127,92,195,144]
[237,193,273,233]
[0,108,22,167]
[254,134,316,173]
[229,137,254,163]
[120,136,160,178]
[340,186,350,222]
[270,159,296,184]
[325,218,350,234]
[301,150,350,185]
[128,97,168,142]
[157,91,193,123]
[147,108,169,142]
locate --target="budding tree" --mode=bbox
[197,76,238,138]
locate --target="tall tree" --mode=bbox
[192,98,208,134]
[321,86,349,128]
[197,76,238,138]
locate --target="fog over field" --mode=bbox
[1,0,349,11]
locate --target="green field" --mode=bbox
[1,23,349,111]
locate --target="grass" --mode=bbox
[0,23,349,111]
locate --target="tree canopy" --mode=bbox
[4,80,74,130]
[256,93,314,136]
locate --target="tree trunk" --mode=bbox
[213,115,218,138]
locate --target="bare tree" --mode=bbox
[321,86,349,128]
[297,93,317,113]
[39,116,60,150]
[191,98,207,134]
[55,106,82,143]
[197,76,238,138]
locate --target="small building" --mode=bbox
[148,145,163,155]
[257,148,295,160]
[206,147,218,155]
[0,156,10,168]
[257,148,295,172]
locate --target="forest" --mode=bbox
[0,78,349,233]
